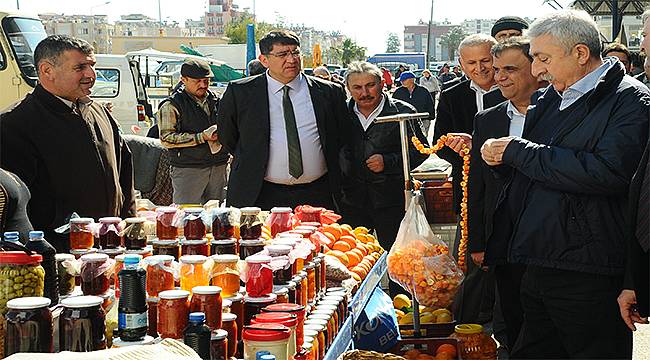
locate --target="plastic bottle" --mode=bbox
[25,231,59,304]
[183,312,212,360]
[3,231,21,244]
[118,254,148,341]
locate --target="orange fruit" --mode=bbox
[434,353,453,360]
[332,241,352,252]
[404,350,421,360]
[340,224,353,232]
[435,344,457,357]
[352,266,368,279]
[339,235,357,247]
[351,273,361,282]
[322,225,342,240]
[327,250,349,267]
[355,243,368,257]
[345,250,361,266]
[350,248,365,260]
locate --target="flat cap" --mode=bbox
[491,16,529,37]
[181,58,214,78]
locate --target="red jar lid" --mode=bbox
[0,251,42,265]
[262,303,305,315]
[253,312,297,327]
[243,323,290,341]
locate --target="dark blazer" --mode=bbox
[216,73,349,207]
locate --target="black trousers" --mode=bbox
[255,174,335,211]
[494,263,526,351]
[511,266,632,359]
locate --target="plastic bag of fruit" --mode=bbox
[387,193,464,308]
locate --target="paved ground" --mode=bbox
[634,323,650,359]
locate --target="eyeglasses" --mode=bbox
[267,49,302,59]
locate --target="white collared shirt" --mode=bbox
[558,58,616,111]
[506,100,526,137]
[353,95,386,131]
[264,72,327,185]
[469,81,498,112]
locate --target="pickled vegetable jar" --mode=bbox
[0,251,45,315]
[156,207,179,240]
[239,207,262,240]
[70,217,95,250]
[98,217,122,249]
[56,253,76,296]
[60,296,107,352]
[80,253,114,296]
[180,255,208,291]
[4,297,53,356]
[158,289,190,339]
[210,254,240,297]
[145,255,175,297]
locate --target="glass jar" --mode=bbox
[304,328,324,360]
[211,208,237,240]
[125,246,153,259]
[225,293,244,342]
[269,207,293,237]
[449,324,497,360]
[266,245,293,286]
[190,285,223,330]
[313,258,322,299]
[210,254,240,298]
[273,286,289,304]
[158,289,190,339]
[242,323,290,360]
[243,293,277,326]
[221,312,238,358]
[180,255,208,291]
[80,253,113,296]
[181,239,210,257]
[317,255,326,295]
[245,255,274,297]
[98,217,123,249]
[124,217,147,250]
[211,238,238,256]
[308,313,336,339]
[298,272,308,307]
[239,207,263,240]
[56,253,76,296]
[152,239,180,260]
[210,328,228,360]
[304,322,328,351]
[301,338,316,360]
[156,207,178,240]
[239,239,265,260]
[183,207,206,240]
[60,296,106,352]
[322,295,348,321]
[314,303,340,329]
[252,312,298,359]
[147,297,159,337]
[4,297,53,356]
[262,303,306,350]
[305,264,316,304]
[145,255,175,297]
[70,217,95,250]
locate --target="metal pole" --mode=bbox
[158,0,163,27]
[426,0,434,67]
[16,0,19,10]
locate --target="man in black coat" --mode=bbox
[217,30,348,209]
[392,71,435,134]
[481,10,649,358]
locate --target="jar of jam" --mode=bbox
[210,254,240,297]
[273,286,289,304]
[221,312,238,358]
[304,321,329,350]
[152,239,180,260]
[300,338,316,360]
[269,207,293,237]
[180,255,209,291]
[304,328,324,359]
[252,312,298,359]
[291,276,304,308]
[242,322,290,360]
[300,207,323,224]
[239,207,263,240]
[181,239,210,257]
[225,293,244,344]
[183,207,206,240]
[190,285,223,330]
[147,297,159,337]
[308,313,336,339]
[245,255,274,297]
[266,245,293,286]
[313,258,322,299]
[156,207,179,240]
[70,217,95,250]
[210,328,228,360]
[158,289,190,339]
[98,217,123,249]
[317,255,326,295]
[124,217,147,250]
[60,296,106,352]
[243,293,277,326]
[449,324,497,360]
[211,208,237,240]
[262,303,306,350]
[314,303,341,329]
[211,238,238,256]
[322,295,348,321]
[239,239,265,260]
[306,264,316,303]
[56,253,76,296]
[145,255,175,297]
[297,272,308,307]
[80,253,114,296]
[4,297,53,356]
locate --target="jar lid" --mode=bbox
[146,297,160,303]
[308,313,331,322]
[80,253,109,263]
[146,255,174,264]
[326,287,345,293]
[115,254,126,263]
[0,251,43,265]
[213,238,237,245]
[242,323,290,341]
[303,329,319,338]
[246,254,272,264]
[265,245,292,256]
[301,222,322,227]
[70,217,94,224]
[180,239,208,245]
[61,295,103,308]
[55,253,75,262]
[211,329,228,340]
[244,293,278,303]
[285,281,297,290]
[273,286,289,296]
[319,298,341,305]
[180,255,207,264]
[299,271,307,277]
[125,217,146,223]
[304,318,328,327]
[270,207,292,213]
[7,296,51,310]
[315,304,338,313]
[240,239,265,246]
[303,322,326,332]
[276,233,303,239]
[222,312,237,322]
[262,303,305,314]
[224,293,243,303]
[212,254,240,263]
[313,257,322,264]
[151,238,179,245]
[99,217,122,223]
[253,312,297,327]
[113,335,156,347]
[159,289,191,299]
[222,299,232,308]
[455,324,483,334]
[125,246,153,255]
[271,238,297,247]
[156,207,178,214]
[185,207,204,214]
[192,286,222,295]
[304,263,315,270]
[99,247,126,256]
[240,207,261,215]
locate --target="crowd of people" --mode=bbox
[0,7,648,359]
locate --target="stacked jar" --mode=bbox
[240,207,263,240]
[190,286,223,330]
[69,217,95,251]
[181,207,209,257]
[268,207,293,237]
[123,217,149,251]
[242,323,290,360]
[145,255,175,297]
[97,217,123,250]
[56,253,76,298]
[210,254,240,298]
[211,208,239,241]
[60,296,107,352]
[262,303,306,352]
[158,289,190,339]
[266,245,294,286]
[79,253,114,297]
[180,255,209,291]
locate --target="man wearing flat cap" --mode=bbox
[491,16,529,42]
[158,58,229,204]
[393,71,435,133]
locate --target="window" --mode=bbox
[2,17,47,87]
[93,68,120,98]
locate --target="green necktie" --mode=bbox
[283,86,303,178]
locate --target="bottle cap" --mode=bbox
[189,312,206,322]
[123,254,142,265]
[28,231,44,239]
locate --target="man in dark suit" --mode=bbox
[217,30,348,209]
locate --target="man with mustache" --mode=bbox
[158,58,229,205]
[0,35,135,251]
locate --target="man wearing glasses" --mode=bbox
[217,30,349,209]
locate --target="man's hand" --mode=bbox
[445,133,472,153]
[618,289,649,331]
[471,252,485,266]
[481,137,515,166]
[202,125,219,141]
[366,154,384,173]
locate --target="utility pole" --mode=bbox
[426,0,434,68]
[158,0,163,26]
[16,0,19,10]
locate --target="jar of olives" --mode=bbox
[56,253,76,297]
[0,251,45,315]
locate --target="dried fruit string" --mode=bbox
[411,134,469,272]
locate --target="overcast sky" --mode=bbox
[5,0,574,54]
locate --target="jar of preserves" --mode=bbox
[298,272,308,307]
[244,255,274,297]
[211,208,238,240]
[147,297,159,337]
[4,297,53,356]
[305,264,316,304]
[239,239,265,260]
[252,312,298,359]
[210,328,228,360]
[239,207,263,240]
[98,217,123,249]
[80,253,114,296]
[303,328,324,360]
[179,255,209,291]
[225,293,244,344]
[145,255,175,297]
[152,239,180,260]
[211,238,238,256]
[286,281,297,304]
[70,217,95,250]
[449,324,497,360]
[242,323,290,360]
[308,313,336,339]
[262,303,306,350]
[269,207,293,237]
[181,239,210,257]
[304,322,328,351]
[221,312,238,358]
[190,285,223,330]
[314,304,340,329]
[316,255,326,295]
[266,245,293,286]
[210,254,240,297]
[273,286,289,304]
[322,295,347,321]
[60,296,106,352]
[183,207,206,240]
[158,289,190,339]
[301,338,316,360]
[156,207,179,240]
[313,258,322,299]
[56,253,76,296]
[243,293,277,326]
[124,217,147,250]
[311,308,338,334]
